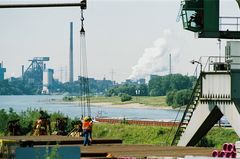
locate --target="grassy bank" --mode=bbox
[1,108,239,148]
[92,123,240,148]
[204,127,240,148]
[68,96,168,107]
[92,122,172,145]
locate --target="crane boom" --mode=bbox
[0,0,86,9]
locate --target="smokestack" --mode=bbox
[22,65,24,77]
[69,22,74,83]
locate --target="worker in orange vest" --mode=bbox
[82,116,93,146]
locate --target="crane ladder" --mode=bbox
[171,73,202,146]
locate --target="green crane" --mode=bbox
[179,0,240,39]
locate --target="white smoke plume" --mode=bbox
[128,29,180,80]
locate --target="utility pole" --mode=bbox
[169,54,172,75]
[59,66,63,83]
[110,69,115,84]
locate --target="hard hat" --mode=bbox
[84,116,89,121]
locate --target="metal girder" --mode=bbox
[0,1,86,9]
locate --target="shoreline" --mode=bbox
[50,99,173,110]
[91,102,173,110]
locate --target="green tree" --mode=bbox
[120,93,132,102]
[148,74,195,96]
[166,89,192,108]
[166,90,177,106]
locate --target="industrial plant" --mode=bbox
[2,0,240,158]
[21,57,54,94]
[0,62,6,81]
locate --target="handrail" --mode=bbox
[171,72,202,146]
[220,17,240,31]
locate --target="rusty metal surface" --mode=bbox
[0,136,122,145]
[0,136,213,158]
[80,144,213,158]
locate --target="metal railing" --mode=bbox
[192,56,240,77]
[220,17,240,31]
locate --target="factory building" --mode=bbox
[22,57,55,94]
[0,62,6,81]
[42,69,54,94]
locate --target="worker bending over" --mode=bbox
[82,116,93,146]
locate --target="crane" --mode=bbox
[179,0,240,39]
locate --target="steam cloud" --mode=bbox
[128,29,180,80]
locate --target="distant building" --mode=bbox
[42,69,54,94]
[123,78,146,85]
[137,78,146,84]
[0,62,6,81]
[150,74,160,80]
[125,79,133,84]
[23,57,50,87]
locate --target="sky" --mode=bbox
[0,0,240,83]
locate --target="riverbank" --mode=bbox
[61,96,173,110]
[51,101,173,110]
[91,102,173,110]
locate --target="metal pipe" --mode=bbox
[0,3,82,8]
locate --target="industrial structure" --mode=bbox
[69,22,74,83]
[79,2,91,117]
[42,69,54,94]
[22,57,54,94]
[0,62,6,81]
[179,0,240,39]
[172,0,240,146]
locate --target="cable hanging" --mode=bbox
[79,5,91,118]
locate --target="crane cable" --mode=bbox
[79,7,91,118]
[164,105,182,145]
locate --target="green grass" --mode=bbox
[137,96,167,107]
[92,123,240,148]
[204,127,240,148]
[92,122,173,145]
[63,95,168,107]
[90,96,168,107]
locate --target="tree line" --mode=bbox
[106,74,196,107]
[0,74,197,108]
[0,78,113,95]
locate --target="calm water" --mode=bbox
[0,95,183,121]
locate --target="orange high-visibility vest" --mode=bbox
[83,121,91,130]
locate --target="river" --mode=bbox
[0,95,183,121]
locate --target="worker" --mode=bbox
[68,118,83,137]
[188,11,203,28]
[53,117,68,135]
[88,117,93,144]
[82,116,93,146]
[7,119,21,136]
[32,110,51,136]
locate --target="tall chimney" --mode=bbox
[22,65,24,77]
[69,22,74,83]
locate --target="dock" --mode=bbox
[0,135,214,158]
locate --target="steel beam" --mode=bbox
[0,3,82,8]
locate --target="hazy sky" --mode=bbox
[0,0,240,82]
